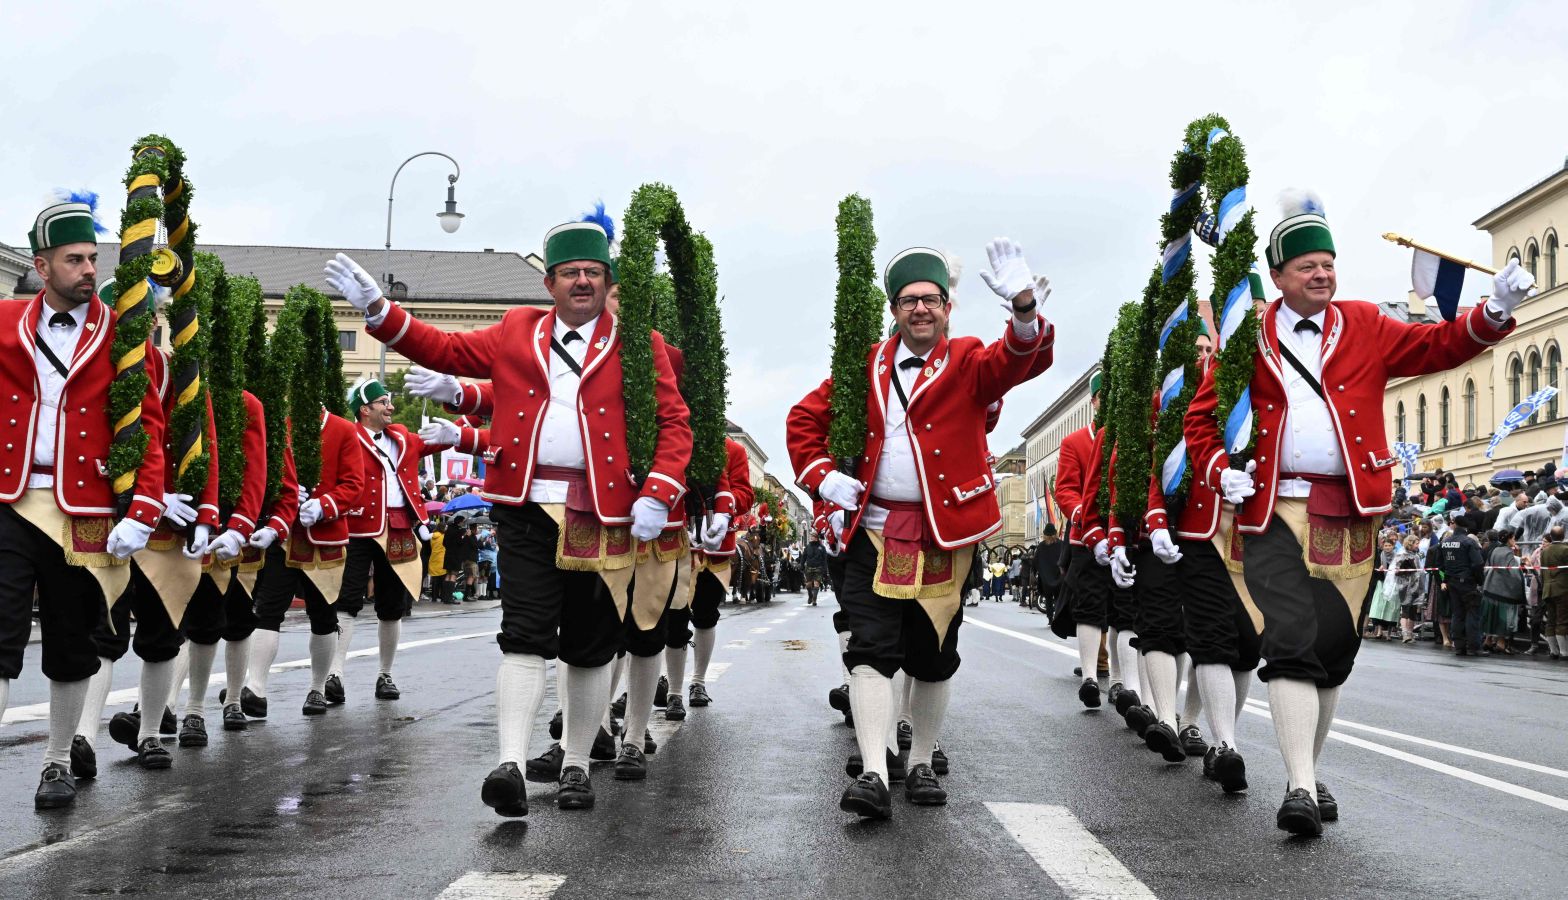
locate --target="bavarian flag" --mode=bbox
[1411,249,1466,322]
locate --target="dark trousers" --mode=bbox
[623,563,678,658]
[1449,582,1484,652]
[0,504,106,682]
[840,530,963,681]
[664,568,725,649]
[1179,537,1260,670]
[253,543,300,632]
[827,552,848,598]
[1242,515,1364,688]
[491,502,624,667]
[1067,544,1112,628]
[92,562,186,665]
[1130,541,1184,656]
[338,536,412,621]
[185,570,260,645]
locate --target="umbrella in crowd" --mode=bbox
[1490,469,1527,486]
[444,492,492,514]
[425,500,446,515]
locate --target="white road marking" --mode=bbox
[0,801,193,873]
[748,627,771,634]
[965,615,1076,657]
[724,640,752,650]
[784,610,801,617]
[986,802,1157,900]
[767,618,787,624]
[1,630,494,726]
[436,872,567,899]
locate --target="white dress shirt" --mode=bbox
[528,314,597,504]
[30,303,88,489]
[1273,303,1345,498]
[366,427,406,510]
[862,342,928,531]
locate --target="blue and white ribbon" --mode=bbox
[1161,438,1187,497]
[1217,277,1249,350]
[1224,387,1253,455]
[1215,187,1247,243]
[1206,127,1230,148]
[1485,387,1559,459]
[1159,300,1188,350]
[1392,440,1422,490]
[1159,366,1184,411]
[1170,182,1199,214]
[1161,233,1191,285]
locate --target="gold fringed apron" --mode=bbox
[672,547,700,610]
[134,528,206,627]
[286,529,347,604]
[535,466,635,619]
[14,488,130,608]
[229,544,267,600]
[865,497,976,647]
[697,552,733,592]
[379,507,425,602]
[629,528,687,629]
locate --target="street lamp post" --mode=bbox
[380,151,464,382]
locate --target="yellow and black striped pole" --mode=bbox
[151,137,211,499]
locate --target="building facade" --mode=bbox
[983,445,1029,550]
[1018,362,1101,541]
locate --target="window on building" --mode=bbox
[1464,378,1477,441]
[1439,387,1450,447]
[1548,232,1559,289]
[1510,355,1524,408]
[1417,394,1427,448]
[1508,247,1521,268]
[1396,401,1406,442]
[1529,350,1543,424]
[1550,345,1562,420]
[339,330,357,351]
[1526,240,1540,282]
[152,326,163,348]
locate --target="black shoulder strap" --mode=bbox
[1275,340,1325,401]
[35,338,69,379]
[550,336,583,377]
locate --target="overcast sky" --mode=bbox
[9,1,1567,507]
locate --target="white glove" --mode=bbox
[181,524,212,560]
[702,513,732,552]
[419,418,462,447]
[1030,274,1052,307]
[978,237,1037,303]
[416,523,432,543]
[1150,528,1183,564]
[249,526,279,550]
[1220,460,1258,505]
[299,498,324,528]
[823,509,846,557]
[1488,258,1536,319]
[106,518,154,560]
[1093,538,1111,566]
[1110,545,1137,588]
[406,365,463,406]
[818,470,864,511]
[323,252,382,313]
[162,492,198,528]
[210,528,247,562]
[630,496,670,542]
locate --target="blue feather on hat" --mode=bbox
[580,200,615,244]
[53,188,108,234]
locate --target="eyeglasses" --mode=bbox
[894,294,947,311]
[555,266,607,281]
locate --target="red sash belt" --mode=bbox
[1278,472,1352,519]
[535,466,593,513]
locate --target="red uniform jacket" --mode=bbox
[788,318,1053,550]
[1185,298,1512,534]
[262,414,301,539]
[707,438,753,556]
[1053,425,1106,548]
[368,304,692,522]
[147,348,221,529]
[303,409,367,546]
[0,292,166,525]
[347,422,437,538]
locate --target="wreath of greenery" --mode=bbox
[108,142,169,510]
[272,285,341,490]
[828,194,880,475]
[1149,132,1206,501]
[1109,273,1162,526]
[1098,303,1143,520]
[232,274,285,507]
[651,272,682,348]
[199,251,249,510]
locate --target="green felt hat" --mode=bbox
[544,222,612,272]
[97,277,117,306]
[1266,189,1335,269]
[348,379,390,410]
[30,202,99,256]
[884,247,950,302]
[1090,372,1104,396]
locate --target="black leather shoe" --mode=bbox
[1124,705,1157,737]
[375,673,400,700]
[1108,682,1129,714]
[35,763,76,810]
[178,714,208,748]
[1277,787,1322,836]
[159,706,177,736]
[1143,721,1188,763]
[301,690,328,716]
[845,747,906,781]
[1179,724,1209,758]
[223,703,248,731]
[590,726,617,762]
[240,687,267,719]
[614,742,647,780]
[844,709,854,728]
[840,772,892,819]
[896,720,913,751]
[108,709,141,751]
[932,744,949,776]
[609,691,627,721]
[1078,678,1102,709]
[828,683,851,713]
[643,729,657,755]
[70,735,97,780]
[548,708,563,740]
[1315,781,1338,821]
[665,695,687,722]
[689,683,712,706]
[136,737,172,770]
[1213,745,1248,794]
[904,763,947,806]
[653,675,669,708]
[526,743,564,782]
[557,765,595,810]
[1073,666,1082,677]
[481,762,527,817]
[324,674,345,704]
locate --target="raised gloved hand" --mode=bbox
[1220,460,1257,505]
[106,518,154,560]
[1093,538,1111,567]
[630,496,669,542]
[163,492,198,528]
[249,526,279,550]
[702,512,732,552]
[1110,545,1137,588]
[978,237,1037,304]
[299,498,324,529]
[419,418,462,447]
[181,524,213,561]
[323,252,382,313]
[416,523,432,543]
[1488,258,1536,319]
[406,365,463,406]
[209,528,247,562]
[818,470,864,511]
[1150,528,1183,564]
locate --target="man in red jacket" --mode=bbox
[1184,190,1533,835]
[327,219,691,818]
[787,240,1053,819]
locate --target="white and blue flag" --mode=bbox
[1485,387,1558,459]
[1411,249,1466,322]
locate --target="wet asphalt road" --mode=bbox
[1,592,1565,899]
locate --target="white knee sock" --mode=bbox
[562,662,611,771]
[602,654,628,733]
[46,678,90,767]
[1118,631,1141,695]
[308,633,335,693]
[77,657,115,746]
[897,672,914,724]
[0,677,8,719]
[331,614,358,677]
[664,645,688,698]
[849,665,894,781]
[1268,678,1319,792]
[623,654,662,746]
[137,660,176,741]
[837,631,851,684]
[246,629,281,697]
[1144,650,1179,726]
[378,619,400,676]
[907,678,951,769]
[1075,624,1102,683]
[224,638,250,702]
[185,642,218,717]
[1313,685,1341,763]
[692,627,716,684]
[1196,663,1239,750]
[1106,627,1122,684]
[1233,668,1252,721]
[166,643,190,713]
[1180,654,1203,725]
[496,653,546,766]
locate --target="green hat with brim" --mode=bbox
[1266,189,1335,269]
[884,247,950,303]
[544,222,612,272]
[30,202,99,256]
[348,379,390,410]
[1090,372,1103,396]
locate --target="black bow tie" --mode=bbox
[561,330,584,345]
[899,356,925,371]
[1293,319,1321,335]
[48,312,74,329]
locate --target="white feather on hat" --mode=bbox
[1278,188,1326,219]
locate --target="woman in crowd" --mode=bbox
[1395,534,1426,643]
[1481,529,1525,655]
[1366,533,1402,640]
